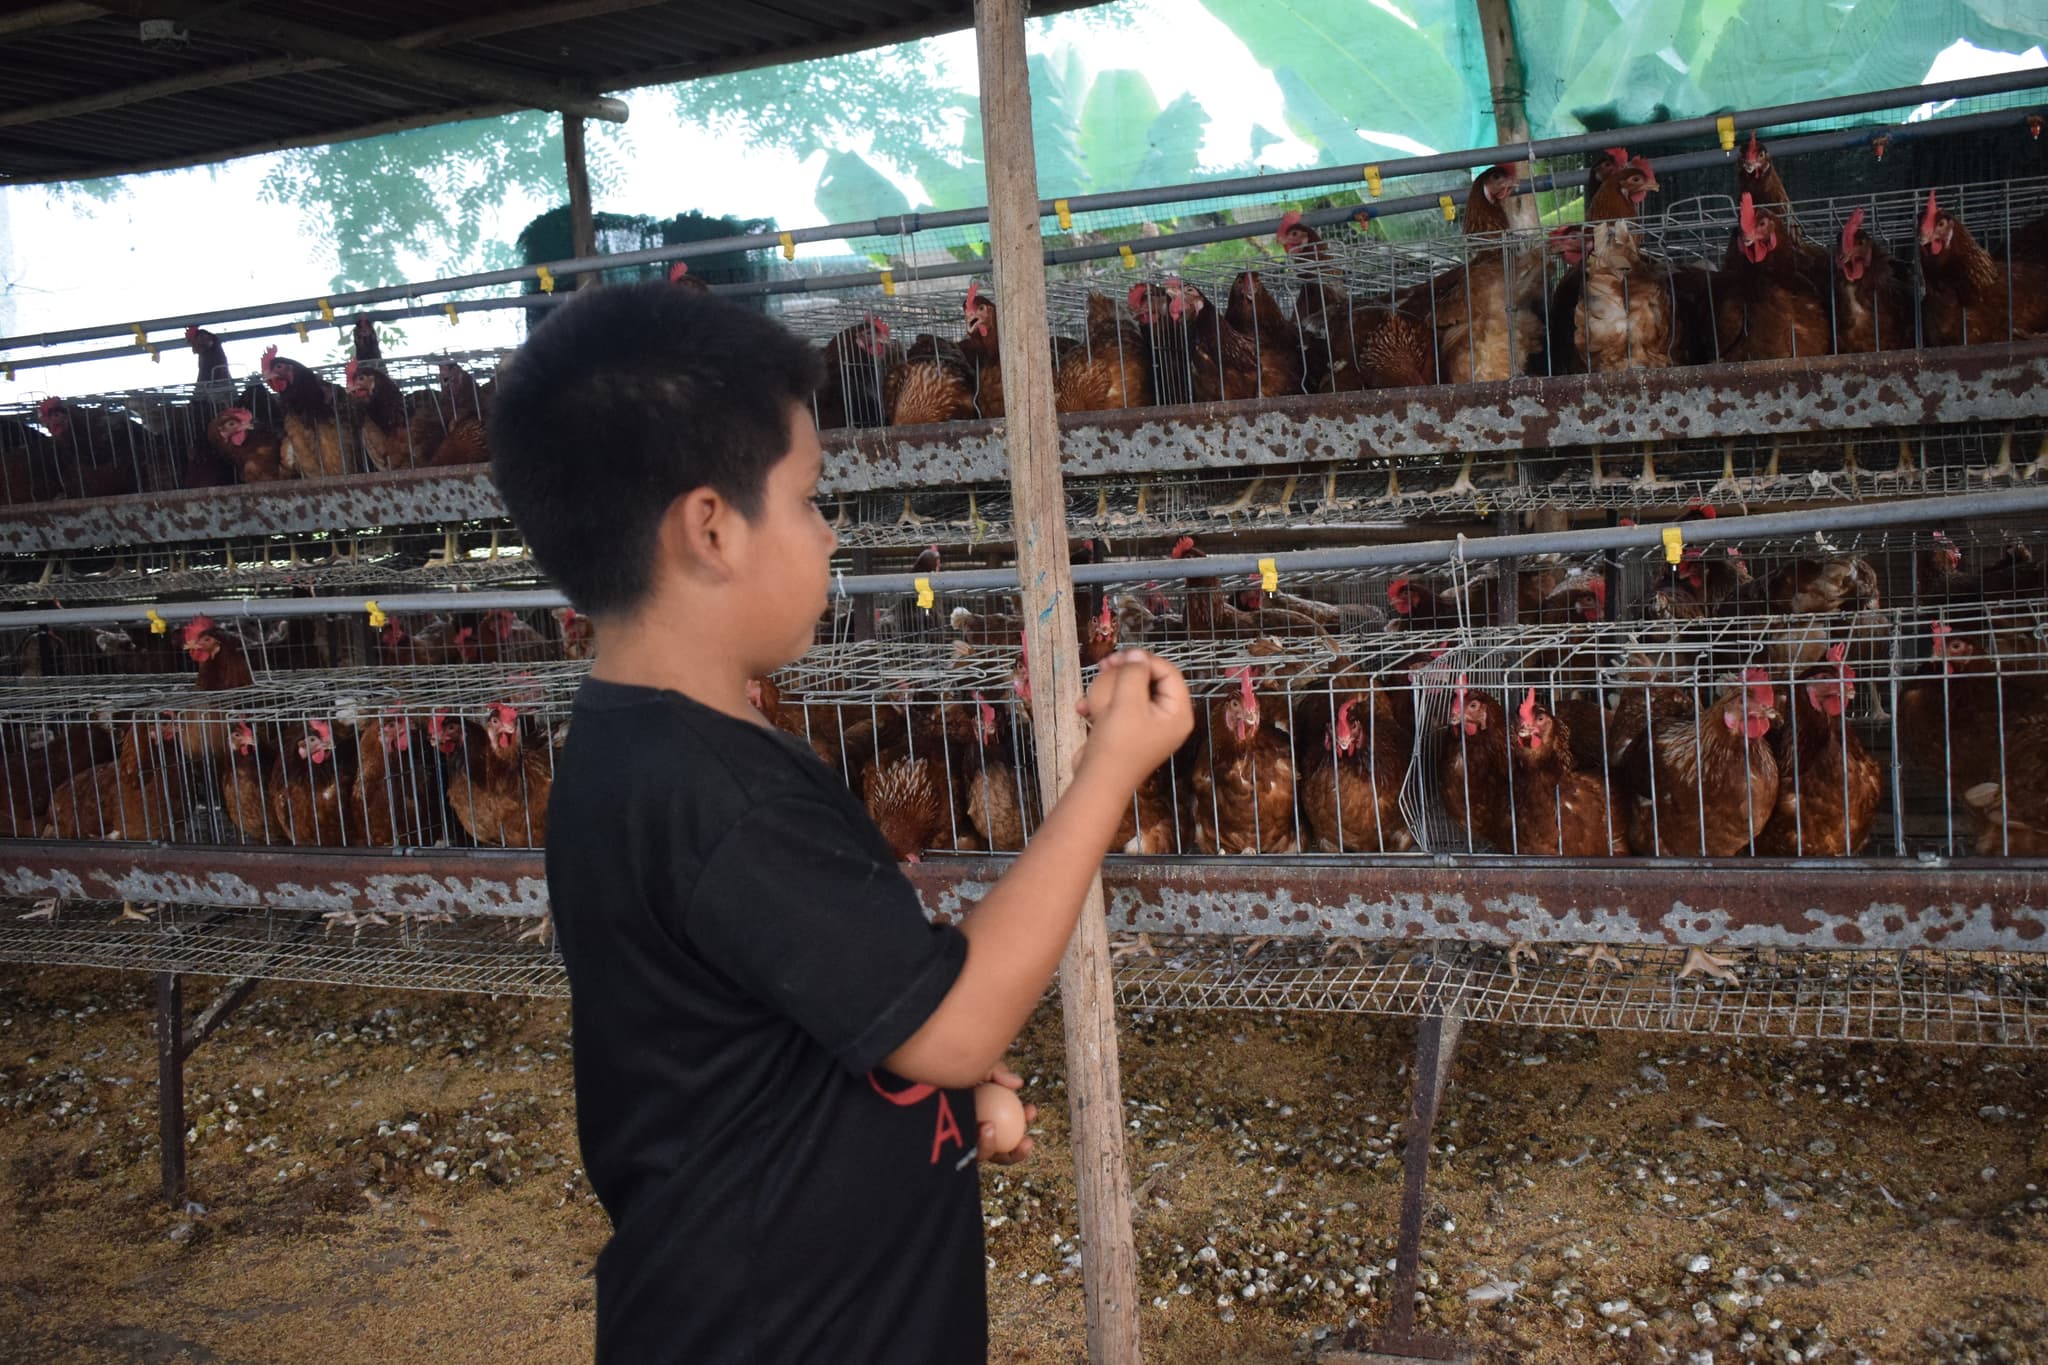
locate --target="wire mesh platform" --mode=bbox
[0,900,565,997]
[7,901,2042,1048]
[1114,937,2048,1049]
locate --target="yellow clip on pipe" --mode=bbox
[915,577,935,609]
[1258,557,1278,593]
[1662,525,1685,565]
[1717,115,1736,152]
[1363,165,1382,197]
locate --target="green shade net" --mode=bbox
[1509,0,2048,138]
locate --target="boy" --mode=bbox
[491,283,1192,1363]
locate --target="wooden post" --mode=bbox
[564,114,598,287]
[972,2,1142,1362]
[1475,0,1541,232]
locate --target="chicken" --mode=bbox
[428,362,493,466]
[554,606,596,661]
[1162,277,1274,402]
[260,346,354,478]
[1542,147,1631,376]
[1897,621,2048,816]
[1715,194,1834,362]
[170,615,256,762]
[862,750,946,862]
[1620,669,1781,857]
[1755,649,1880,856]
[1918,191,2048,347]
[352,315,382,362]
[345,359,416,471]
[1832,208,1914,354]
[1736,131,1792,215]
[747,674,841,768]
[1438,681,1514,852]
[217,720,278,844]
[185,326,232,386]
[884,335,981,425]
[43,717,186,841]
[1079,596,1121,668]
[0,721,117,837]
[1396,164,1543,384]
[1173,536,1325,638]
[433,704,552,847]
[814,316,900,429]
[203,406,287,483]
[35,397,142,499]
[476,608,549,664]
[1188,665,1300,854]
[962,690,1041,852]
[266,720,356,846]
[1574,159,1673,372]
[1300,675,1414,853]
[1278,212,1435,393]
[1221,270,1306,398]
[1054,290,1152,412]
[958,281,1005,418]
[343,715,430,848]
[379,616,478,667]
[1508,690,1626,856]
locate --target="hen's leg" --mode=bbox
[1973,428,2017,483]
[17,898,60,922]
[518,912,554,947]
[1443,450,1479,498]
[1109,932,1157,963]
[1706,442,1744,502]
[1507,941,1539,979]
[896,495,933,527]
[1209,478,1267,518]
[2027,432,2048,481]
[1567,943,1622,971]
[1677,945,1739,983]
[1259,474,1300,517]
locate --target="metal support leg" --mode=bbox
[1325,1007,1472,1364]
[155,972,185,1207]
[154,972,262,1208]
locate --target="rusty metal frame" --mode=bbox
[7,842,2045,953]
[829,342,2048,492]
[2,344,2043,554]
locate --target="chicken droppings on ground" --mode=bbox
[4,964,2048,1363]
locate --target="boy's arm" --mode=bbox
[884,650,1192,1089]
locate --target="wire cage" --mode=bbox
[0,661,575,849]
[0,345,505,502]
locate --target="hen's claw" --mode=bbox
[517,912,554,946]
[1568,943,1623,971]
[18,899,59,922]
[1677,945,1739,983]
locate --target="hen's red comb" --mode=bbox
[965,281,981,311]
[668,260,690,283]
[1170,535,1196,558]
[1841,207,1866,256]
[1738,192,1757,236]
[1922,190,1940,235]
[1519,688,1539,726]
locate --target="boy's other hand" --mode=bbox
[1076,649,1193,788]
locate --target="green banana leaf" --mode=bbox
[1079,69,1164,188]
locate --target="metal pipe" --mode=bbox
[7,66,2043,356]
[5,485,2041,630]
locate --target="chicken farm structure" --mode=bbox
[5,2,2048,1359]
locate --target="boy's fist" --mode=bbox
[1076,649,1193,787]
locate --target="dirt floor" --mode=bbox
[3,963,2047,1364]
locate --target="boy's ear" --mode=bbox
[659,486,744,582]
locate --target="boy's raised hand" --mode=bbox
[1075,649,1193,789]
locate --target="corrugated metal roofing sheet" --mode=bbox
[0,1,1103,183]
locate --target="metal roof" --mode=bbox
[0,1,1105,185]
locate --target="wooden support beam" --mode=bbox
[563,114,598,286]
[0,0,667,133]
[91,3,629,123]
[972,3,1141,1362]
[0,3,102,41]
[1474,0,1541,232]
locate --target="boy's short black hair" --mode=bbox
[491,282,823,617]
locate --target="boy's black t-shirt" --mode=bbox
[547,678,985,1364]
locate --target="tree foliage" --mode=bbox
[258,112,622,292]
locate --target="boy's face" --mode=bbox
[736,405,837,668]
